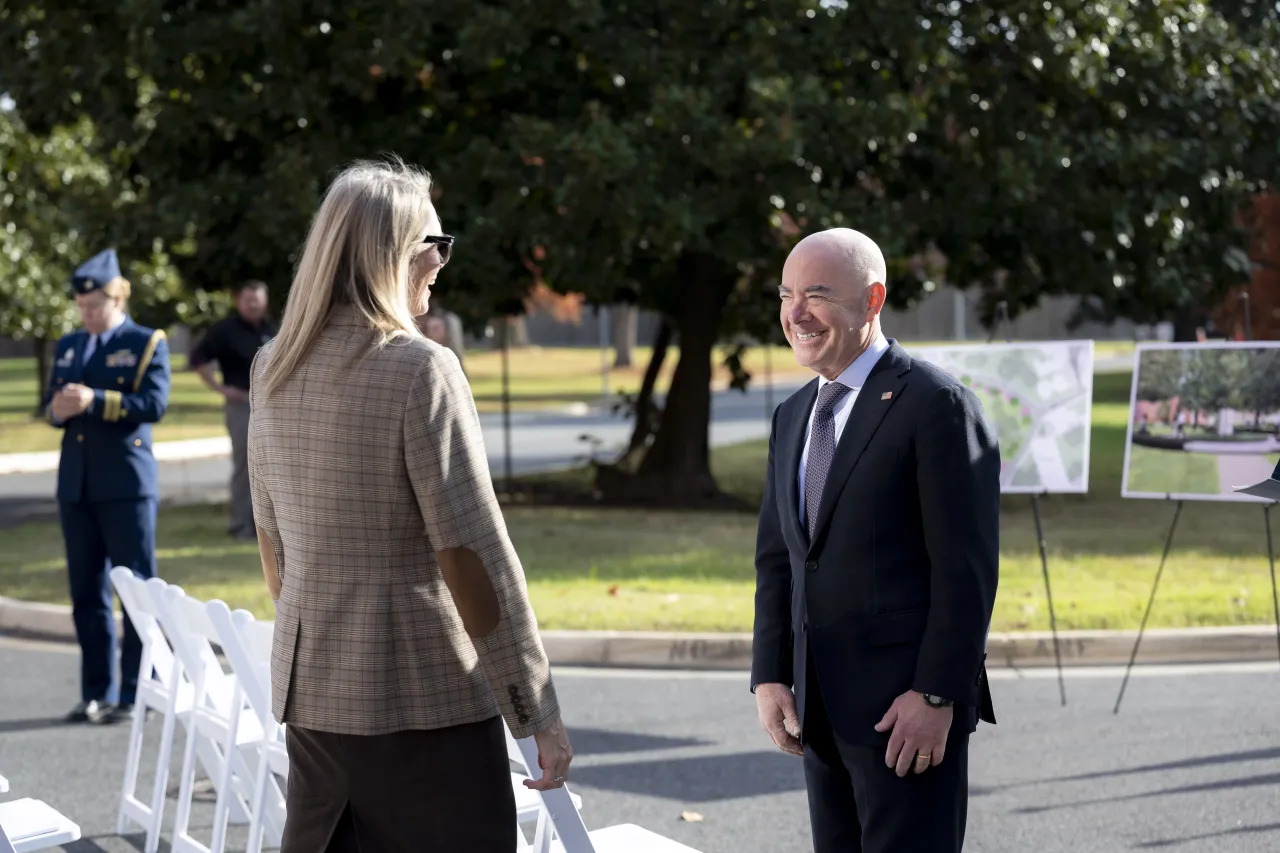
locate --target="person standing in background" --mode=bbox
[417,301,468,375]
[44,248,171,725]
[189,280,277,540]
[421,313,450,346]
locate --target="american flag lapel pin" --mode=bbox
[881,391,893,401]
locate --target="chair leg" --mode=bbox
[245,739,274,853]
[116,689,148,834]
[171,702,214,852]
[143,660,185,853]
[193,736,251,826]
[258,764,287,849]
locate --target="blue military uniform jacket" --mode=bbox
[43,319,171,504]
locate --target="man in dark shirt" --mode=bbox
[189,280,277,539]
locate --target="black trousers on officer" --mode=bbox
[802,655,970,853]
[59,497,158,706]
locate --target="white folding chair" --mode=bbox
[510,737,704,853]
[205,601,288,853]
[147,580,283,853]
[0,798,81,853]
[111,568,251,853]
[504,721,584,827]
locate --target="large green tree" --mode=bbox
[4,0,1276,499]
[0,107,218,409]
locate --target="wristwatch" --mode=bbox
[921,693,953,708]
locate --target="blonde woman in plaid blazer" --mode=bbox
[247,159,572,852]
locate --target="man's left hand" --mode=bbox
[52,384,94,420]
[874,690,952,777]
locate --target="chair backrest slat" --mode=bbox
[205,600,275,727]
[146,579,234,716]
[110,568,176,687]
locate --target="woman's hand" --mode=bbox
[524,713,574,791]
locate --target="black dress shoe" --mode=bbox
[67,699,114,724]
[106,703,137,724]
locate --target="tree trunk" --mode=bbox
[623,318,673,457]
[1171,304,1199,342]
[33,336,51,415]
[631,256,737,502]
[611,303,639,368]
[507,315,530,348]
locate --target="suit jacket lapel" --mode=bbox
[808,343,912,550]
[69,333,89,382]
[781,379,818,544]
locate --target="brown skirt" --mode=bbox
[280,716,517,853]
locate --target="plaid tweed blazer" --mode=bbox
[247,304,559,738]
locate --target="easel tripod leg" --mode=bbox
[1113,499,1184,715]
[1032,494,1066,706]
[1265,504,1279,669]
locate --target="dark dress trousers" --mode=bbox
[751,340,1000,853]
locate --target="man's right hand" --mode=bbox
[756,683,803,757]
[525,713,574,790]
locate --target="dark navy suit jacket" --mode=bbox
[43,319,171,504]
[750,341,1000,748]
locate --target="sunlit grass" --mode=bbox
[5,372,1275,634]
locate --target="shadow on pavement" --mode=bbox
[570,727,710,756]
[974,745,1280,795]
[0,716,70,735]
[1013,771,1280,814]
[1132,821,1280,849]
[570,750,805,802]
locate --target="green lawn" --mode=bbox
[0,344,808,454]
[3,368,1277,633]
[1126,445,1222,495]
[1127,444,1280,496]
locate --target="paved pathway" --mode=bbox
[0,381,804,527]
[1217,453,1279,496]
[2,635,1278,852]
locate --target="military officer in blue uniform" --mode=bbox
[44,248,171,725]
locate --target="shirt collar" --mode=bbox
[818,335,890,392]
[94,314,127,344]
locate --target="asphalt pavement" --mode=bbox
[2,635,1278,852]
[0,380,803,528]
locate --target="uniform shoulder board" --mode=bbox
[132,329,168,392]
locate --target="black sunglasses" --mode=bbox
[422,234,454,265]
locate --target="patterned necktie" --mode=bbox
[805,381,851,538]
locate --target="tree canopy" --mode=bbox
[0,106,222,406]
[3,0,1277,497]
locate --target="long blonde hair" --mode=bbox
[259,158,437,396]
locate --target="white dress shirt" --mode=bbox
[82,315,127,365]
[797,335,891,524]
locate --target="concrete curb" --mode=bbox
[0,596,125,641]
[3,595,1276,668]
[0,437,234,475]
